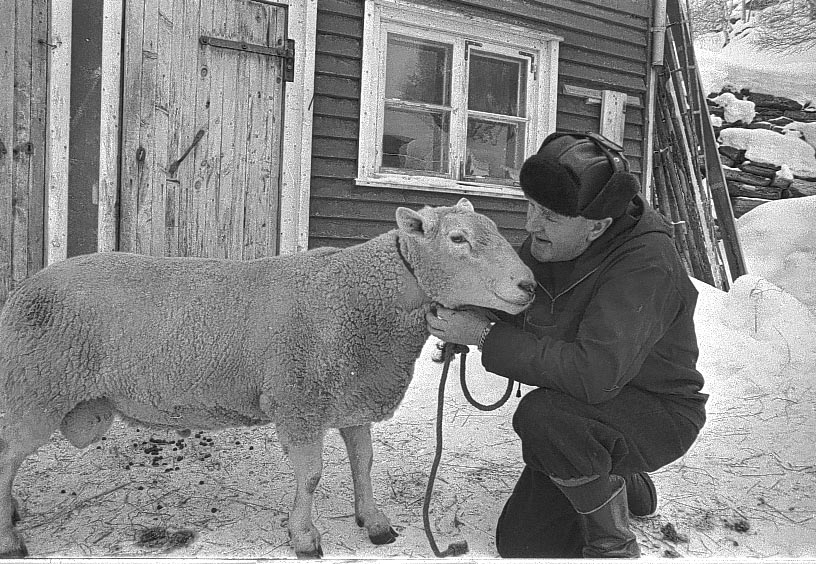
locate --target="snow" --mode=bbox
[718,127,816,178]
[710,92,756,124]
[696,32,816,106]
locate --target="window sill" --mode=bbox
[355,174,526,200]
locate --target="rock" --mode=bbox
[718,145,745,163]
[787,179,816,197]
[739,161,780,178]
[740,90,803,111]
[784,110,816,123]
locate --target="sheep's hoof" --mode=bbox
[369,526,399,545]
[0,543,28,559]
[295,545,323,559]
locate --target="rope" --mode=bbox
[422,342,516,557]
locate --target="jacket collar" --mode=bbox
[519,195,671,293]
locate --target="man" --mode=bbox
[426,132,707,558]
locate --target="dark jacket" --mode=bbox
[482,196,707,429]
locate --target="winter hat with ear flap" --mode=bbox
[519,131,641,219]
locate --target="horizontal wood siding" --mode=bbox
[310,0,651,248]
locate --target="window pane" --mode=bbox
[465,119,526,182]
[383,106,450,173]
[468,53,526,117]
[385,35,451,105]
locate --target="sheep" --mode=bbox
[0,198,535,558]
[710,92,756,124]
[718,127,816,179]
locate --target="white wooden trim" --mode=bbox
[358,0,562,194]
[358,0,382,180]
[278,0,317,255]
[563,84,641,108]
[98,1,122,253]
[45,0,72,265]
[600,89,627,146]
[538,40,560,151]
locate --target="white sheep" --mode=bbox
[710,92,756,124]
[0,198,535,558]
[782,121,816,153]
[718,127,816,179]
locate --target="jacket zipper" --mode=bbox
[537,267,600,314]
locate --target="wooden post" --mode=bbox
[98,1,122,253]
[0,0,13,304]
[46,0,72,265]
[600,90,627,146]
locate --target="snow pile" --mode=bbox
[783,121,816,151]
[736,194,816,310]
[710,92,756,124]
[718,127,816,178]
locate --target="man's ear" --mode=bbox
[396,207,426,235]
[587,217,614,242]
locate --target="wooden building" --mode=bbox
[2,0,684,304]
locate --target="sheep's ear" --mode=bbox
[455,198,474,212]
[396,206,426,235]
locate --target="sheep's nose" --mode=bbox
[518,279,536,297]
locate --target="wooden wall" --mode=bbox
[0,0,49,305]
[309,0,651,249]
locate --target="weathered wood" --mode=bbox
[118,0,146,253]
[99,2,122,253]
[726,181,782,200]
[46,0,72,263]
[723,167,772,187]
[28,0,47,274]
[600,90,627,146]
[12,0,33,287]
[0,0,13,304]
[731,196,770,218]
[122,0,285,260]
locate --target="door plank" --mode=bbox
[119,0,145,253]
[12,0,33,284]
[152,0,174,257]
[136,0,159,255]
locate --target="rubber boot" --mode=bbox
[624,472,657,517]
[577,476,640,558]
[554,475,640,558]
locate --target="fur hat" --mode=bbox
[519,132,641,219]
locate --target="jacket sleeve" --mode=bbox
[481,263,683,404]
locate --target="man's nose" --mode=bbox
[526,211,545,233]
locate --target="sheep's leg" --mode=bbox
[281,430,325,558]
[339,424,398,545]
[0,413,59,558]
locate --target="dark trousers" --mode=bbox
[496,386,701,558]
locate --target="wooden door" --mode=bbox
[120,0,287,259]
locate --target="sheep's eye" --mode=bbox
[450,233,467,244]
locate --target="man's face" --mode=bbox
[525,200,599,262]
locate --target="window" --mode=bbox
[358,0,562,197]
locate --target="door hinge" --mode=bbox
[200,35,295,82]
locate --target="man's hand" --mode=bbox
[425,306,492,346]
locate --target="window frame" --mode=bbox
[358,0,562,199]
